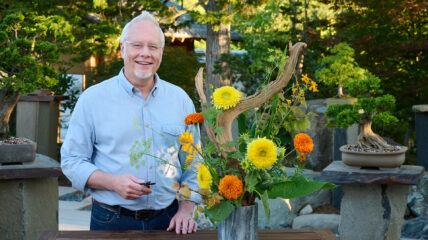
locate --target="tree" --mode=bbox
[314,42,365,97]
[323,0,428,121]
[0,12,73,140]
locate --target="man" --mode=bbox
[61,11,200,234]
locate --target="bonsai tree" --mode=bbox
[325,70,399,151]
[0,12,72,140]
[315,42,365,97]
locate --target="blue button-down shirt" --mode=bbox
[61,69,201,210]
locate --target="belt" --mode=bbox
[93,199,177,221]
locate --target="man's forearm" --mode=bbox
[86,170,116,190]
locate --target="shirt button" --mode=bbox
[144,104,147,107]
[145,124,149,128]
[149,165,152,169]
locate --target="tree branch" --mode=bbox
[195,41,307,151]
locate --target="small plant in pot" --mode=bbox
[325,70,406,169]
[0,12,72,163]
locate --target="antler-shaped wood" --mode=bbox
[195,42,307,153]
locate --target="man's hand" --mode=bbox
[112,174,152,200]
[87,171,152,200]
[167,200,197,234]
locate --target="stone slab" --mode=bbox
[0,154,61,179]
[320,161,424,185]
[412,104,428,112]
[19,95,68,102]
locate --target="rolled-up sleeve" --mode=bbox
[60,93,98,192]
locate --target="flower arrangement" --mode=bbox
[170,43,335,225]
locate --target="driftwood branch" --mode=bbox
[195,41,307,152]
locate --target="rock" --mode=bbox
[292,214,340,233]
[401,216,428,239]
[257,198,295,229]
[195,208,215,230]
[407,173,428,217]
[302,99,333,170]
[299,204,313,215]
[257,168,332,228]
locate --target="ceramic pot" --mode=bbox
[0,138,36,164]
[218,204,258,240]
[340,145,408,169]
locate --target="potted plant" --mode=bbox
[325,69,406,169]
[0,12,71,163]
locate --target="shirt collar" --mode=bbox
[118,68,161,97]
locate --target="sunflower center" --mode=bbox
[259,149,267,157]
[222,92,231,99]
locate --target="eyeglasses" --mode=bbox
[124,40,162,51]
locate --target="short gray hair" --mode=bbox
[120,11,165,48]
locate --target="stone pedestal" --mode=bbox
[413,104,428,170]
[321,161,424,240]
[16,94,67,160]
[0,154,62,240]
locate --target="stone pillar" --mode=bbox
[16,93,67,160]
[321,161,424,240]
[0,154,61,240]
[326,98,358,210]
[413,104,428,170]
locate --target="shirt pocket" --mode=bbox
[160,125,186,149]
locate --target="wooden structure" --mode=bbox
[39,229,338,240]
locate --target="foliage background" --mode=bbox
[1,0,426,159]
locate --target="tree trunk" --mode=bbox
[338,84,343,97]
[0,89,20,140]
[358,119,394,150]
[205,0,231,100]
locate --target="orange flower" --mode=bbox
[298,153,306,162]
[218,175,243,200]
[184,113,205,125]
[294,133,314,154]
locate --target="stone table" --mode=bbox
[0,154,62,240]
[320,161,424,240]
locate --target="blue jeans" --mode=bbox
[90,200,178,230]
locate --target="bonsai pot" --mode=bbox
[0,137,37,164]
[340,145,408,169]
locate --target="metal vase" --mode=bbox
[218,204,258,240]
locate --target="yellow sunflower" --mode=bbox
[212,86,242,110]
[196,164,212,190]
[247,138,277,169]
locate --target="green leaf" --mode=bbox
[205,201,235,225]
[245,172,258,192]
[294,117,311,131]
[267,175,336,199]
[261,190,270,222]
